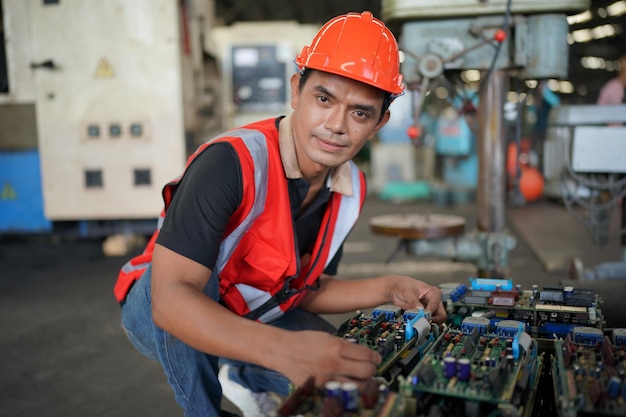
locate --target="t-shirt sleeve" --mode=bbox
[156,142,242,269]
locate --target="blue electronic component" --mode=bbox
[572,326,603,346]
[469,277,513,291]
[457,358,471,382]
[461,316,490,335]
[613,328,626,347]
[404,310,432,343]
[539,322,578,339]
[443,357,456,379]
[497,320,525,338]
[449,284,468,302]
[607,377,622,400]
[371,305,401,321]
[402,308,429,322]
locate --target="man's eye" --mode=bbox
[318,96,329,103]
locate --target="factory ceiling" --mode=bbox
[214,0,626,103]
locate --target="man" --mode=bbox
[114,11,446,417]
[597,53,626,105]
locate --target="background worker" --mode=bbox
[597,53,626,105]
[114,11,446,417]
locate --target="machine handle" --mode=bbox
[30,60,57,70]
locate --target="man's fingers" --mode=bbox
[338,339,382,365]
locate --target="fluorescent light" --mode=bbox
[570,24,620,43]
[607,1,626,16]
[567,10,592,25]
[571,28,593,42]
[591,24,617,39]
[581,56,606,69]
[559,81,574,94]
[460,70,481,82]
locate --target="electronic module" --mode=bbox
[442,278,603,339]
[552,327,626,417]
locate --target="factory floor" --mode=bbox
[1,196,625,417]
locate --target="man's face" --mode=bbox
[289,70,390,175]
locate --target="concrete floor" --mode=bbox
[1,197,625,417]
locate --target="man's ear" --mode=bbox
[369,109,391,140]
[290,73,301,110]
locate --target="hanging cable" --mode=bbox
[478,0,513,93]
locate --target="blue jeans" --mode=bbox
[120,265,336,417]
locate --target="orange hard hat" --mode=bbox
[295,11,404,97]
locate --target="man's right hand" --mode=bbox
[270,330,382,390]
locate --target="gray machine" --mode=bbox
[543,104,626,280]
[375,0,590,277]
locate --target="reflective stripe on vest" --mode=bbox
[224,160,365,323]
[214,129,268,275]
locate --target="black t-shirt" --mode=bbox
[156,140,343,275]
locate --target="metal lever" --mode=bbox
[30,60,57,70]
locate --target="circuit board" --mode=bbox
[442,278,604,338]
[334,305,437,385]
[277,376,410,417]
[400,317,543,417]
[278,316,544,417]
[276,305,436,416]
[552,327,626,417]
[276,283,623,417]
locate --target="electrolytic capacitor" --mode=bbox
[444,356,457,379]
[563,286,574,304]
[458,358,471,382]
[607,376,621,399]
[341,382,359,412]
[506,354,515,367]
[395,334,403,349]
[325,381,341,399]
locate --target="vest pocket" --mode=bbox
[235,236,292,290]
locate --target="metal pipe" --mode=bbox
[477,70,507,233]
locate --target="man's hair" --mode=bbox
[298,69,392,122]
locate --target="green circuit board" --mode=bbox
[400,318,543,417]
[552,327,626,417]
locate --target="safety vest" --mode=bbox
[114,118,367,323]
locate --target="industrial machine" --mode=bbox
[0,1,323,253]
[367,0,590,278]
[543,104,626,280]
[0,0,219,248]
[209,21,318,130]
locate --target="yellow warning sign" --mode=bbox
[1,181,17,200]
[94,57,115,78]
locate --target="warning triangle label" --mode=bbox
[95,58,115,78]
[1,181,17,200]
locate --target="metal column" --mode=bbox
[475,69,511,278]
[477,70,507,234]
